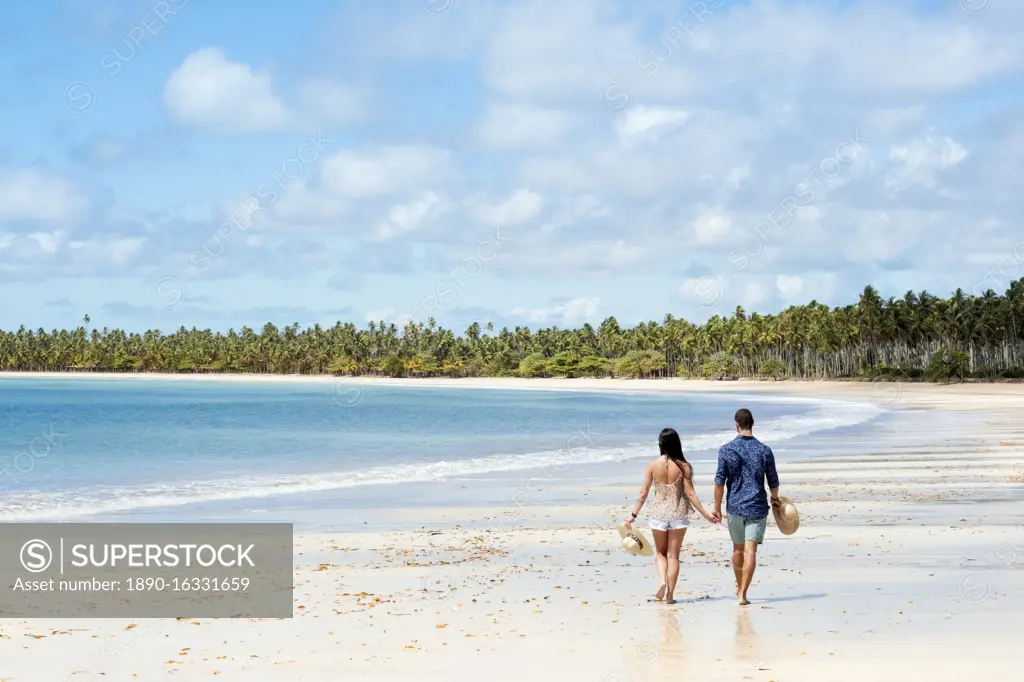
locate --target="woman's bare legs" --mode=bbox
[651,529,668,600]
[664,528,687,604]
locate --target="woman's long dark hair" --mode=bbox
[658,428,688,464]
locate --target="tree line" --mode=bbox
[2,283,1023,383]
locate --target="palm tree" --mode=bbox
[2,280,1022,381]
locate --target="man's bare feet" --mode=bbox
[655,584,666,601]
[665,594,676,605]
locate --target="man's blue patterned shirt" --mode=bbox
[714,435,779,519]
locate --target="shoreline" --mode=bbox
[3,370,1020,411]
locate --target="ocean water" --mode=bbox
[0,378,883,525]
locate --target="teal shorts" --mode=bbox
[727,514,768,545]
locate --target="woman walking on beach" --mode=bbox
[625,428,717,604]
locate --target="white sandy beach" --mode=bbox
[2,369,1022,407]
[0,375,1022,680]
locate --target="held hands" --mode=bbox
[707,509,722,524]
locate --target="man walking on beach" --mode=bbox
[713,408,780,605]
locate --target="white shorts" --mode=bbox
[649,517,689,531]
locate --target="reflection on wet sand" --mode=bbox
[734,607,761,664]
[656,609,686,667]
[633,609,688,682]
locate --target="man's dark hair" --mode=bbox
[735,408,754,430]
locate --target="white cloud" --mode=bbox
[365,308,395,322]
[512,296,602,327]
[607,240,645,267]
[30,231,61,254]
[477,103,574,149]
[0,168,88,224]
[538,195,608,234]
[260,179,350,227]
[106,237,146,264]
[376,192,441,240]
[775,274,804,301]
[320,146,452,199]
[481,0,638,101]
[164,48,292,133]
[472,0,1024,111]
[886,130,968,192]
[515,236,647,273]
[737,279,770,310]
[843,209,934,262]
[472,189,543,225]
[725,165,751,190]
[517,104,767,201]
[691,206,731,246]
[0,231,148,274]
[63,236,146,265]
[615,106,689,139]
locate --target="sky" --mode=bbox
[1,0,1022,334]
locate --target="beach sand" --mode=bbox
[0,376,1021,680]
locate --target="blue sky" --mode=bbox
[1,0,1022,333]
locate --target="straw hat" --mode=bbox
[772,496,800,535]
[616,523,654,557]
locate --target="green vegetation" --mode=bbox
[700,352,741,380]
[2,283,1024,382]
[924,349,970,383]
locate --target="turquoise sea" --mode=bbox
[0,378,884,528]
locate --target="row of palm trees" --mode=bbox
[1,282,1022,381]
